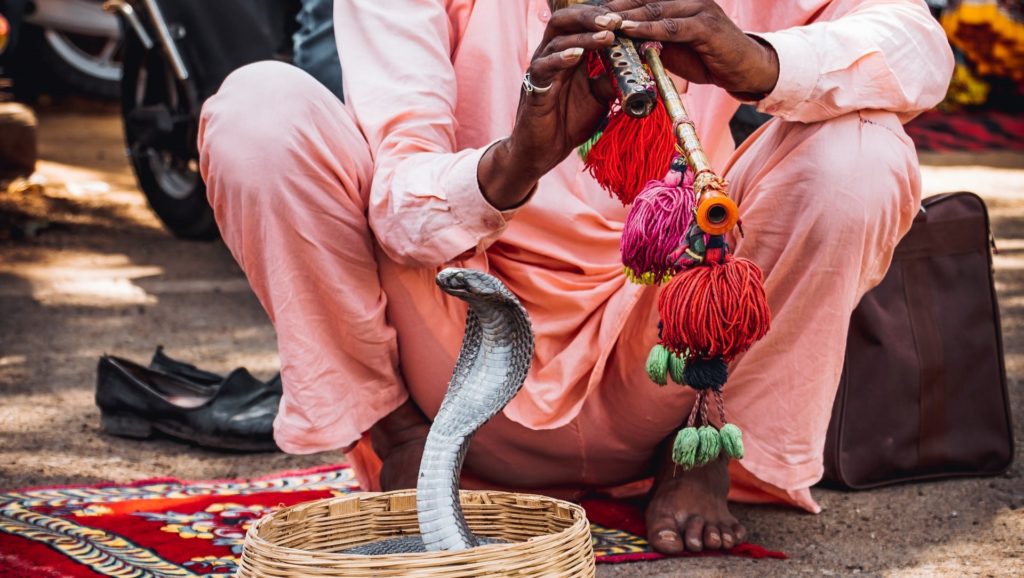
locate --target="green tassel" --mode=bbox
[668,352,686,385]
[672,427,699,469]
[720,423,745,459]
[695,426,721,466]
[646,344,670,386]
[577,130,602,162]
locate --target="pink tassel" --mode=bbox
[620,166,696,285]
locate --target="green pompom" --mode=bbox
[646,344,670,386]
[672,427,700,469]
[668,352,687,385]
[720,423,745,460]
[695,426,721,466]
[577,130,603,162]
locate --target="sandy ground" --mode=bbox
[1,104,1022,577]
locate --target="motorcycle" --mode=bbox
[105,0,289,239]
[1,0,122,99]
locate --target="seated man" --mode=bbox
[198,0,952,554]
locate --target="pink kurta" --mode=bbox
[198,0,952,511]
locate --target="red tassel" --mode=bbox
[584,98,675,205]
[658,256,771,360]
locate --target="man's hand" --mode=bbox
[478,3,619,210]
[604,0,779,98]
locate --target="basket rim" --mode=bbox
[243,489,590,561]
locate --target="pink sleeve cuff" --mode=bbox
[751,30,821,119]
[430,140,535,262]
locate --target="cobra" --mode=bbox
[344,267,534,554]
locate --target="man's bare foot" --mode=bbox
[378,437,425,490]
[370,399,429,490]
[645,449,747,554]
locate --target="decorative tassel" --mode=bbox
[601,42,768,472]
[667,351,687,385]
[577,130,602,163]
[646,344,670,386]
[657,253,771,361]
[620,160,696,284]
[682,356,727,390]
[720,423,744,459]
[584,98,676,205]
[696,425,721,466]
[672,427,699,469]
[668,221,709,273]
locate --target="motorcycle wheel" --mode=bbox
[40,26,122,99]
[121,29,218,241]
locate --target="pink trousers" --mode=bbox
[199,62,921,511]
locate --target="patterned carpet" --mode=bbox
[0,465,784,576]
[906,110,1024,152]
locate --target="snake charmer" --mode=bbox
[198,0,953,554]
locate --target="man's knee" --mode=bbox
[199,61,325,179]
[782,111,918,247]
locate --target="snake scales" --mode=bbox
[344,268,534,555]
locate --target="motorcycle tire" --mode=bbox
[120,28,217,241]
[38,25,122,99]
[6,24,121,101]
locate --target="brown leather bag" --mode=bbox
[822,192,1014,489]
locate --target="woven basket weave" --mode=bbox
[236,489,596,577]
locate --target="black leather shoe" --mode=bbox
[96,356,279,452]
[149,346,223,390]
[149,346,283,395]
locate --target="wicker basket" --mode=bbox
[236,489,595,577]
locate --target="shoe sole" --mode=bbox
[100,411,278,453]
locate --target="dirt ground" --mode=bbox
[1,102,1022,577]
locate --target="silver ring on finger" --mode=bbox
[523,73,553,95]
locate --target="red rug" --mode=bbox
[905,110,1024,152]
[0,465,784,576]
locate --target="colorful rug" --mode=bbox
[905,110,1024,152]
[0,465,785,576]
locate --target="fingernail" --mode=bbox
[657,530,679,543]
[620,20,638,30]
[595,13,621,28]
[562,47,584,60]
[592,30,611,41]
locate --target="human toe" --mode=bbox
[720,527,736,548]
[647,515,686,554]
[702,523,722,549]
[733,522,748,543]
[682,515,706,552]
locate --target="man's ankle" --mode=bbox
[370,399,430,458]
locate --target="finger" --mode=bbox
[618,17,703,42]
[682,515,705,552]
[527,47,586,90]
[600,0,650,12]
[540,4,621,49]
[611,0,704,21]
[646,513,685,555]
[541,29,616,57]
[702,523,722,550]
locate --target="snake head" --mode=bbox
[436,268,513,304]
